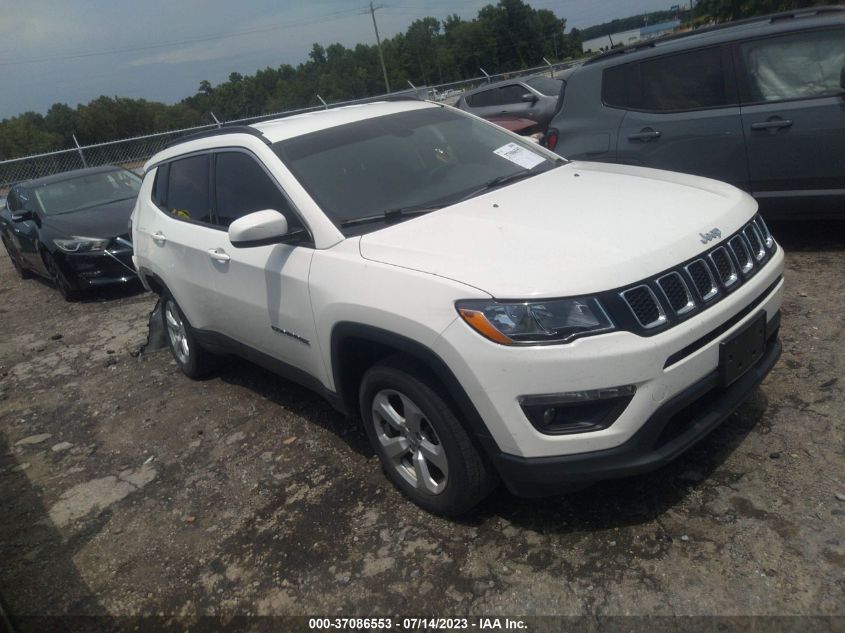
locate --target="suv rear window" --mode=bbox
[639,47,728,111]
[602,47,732,112]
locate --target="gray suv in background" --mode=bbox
[548,6,845,218]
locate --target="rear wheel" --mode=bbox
[162,293,218,378]
[2,236,32,280]
[359,357,496,516]
[44,251,80,301]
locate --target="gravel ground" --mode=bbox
[0,222,843,629]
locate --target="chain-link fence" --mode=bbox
[0,60,577,190]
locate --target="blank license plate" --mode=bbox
[719,313,766,387]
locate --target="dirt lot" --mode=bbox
[0,222,843,629]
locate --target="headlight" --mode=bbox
[53,237,109,253]
[456,297,615,345]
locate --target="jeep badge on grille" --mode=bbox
[699,228,722,244]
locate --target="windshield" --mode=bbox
[34,169,141,215]
[273,107,561,230]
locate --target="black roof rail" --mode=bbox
[584,5,845,65]
[768,5,845,22]
[584,41,655,65]
[163,125,270,150]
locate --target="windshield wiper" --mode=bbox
[340,204,441,228]
[457,161,562,204]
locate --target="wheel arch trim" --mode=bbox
[330,321,501,458]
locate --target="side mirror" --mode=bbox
[12,210,34,222]
[228,209,289,248]
[521,92,538,103]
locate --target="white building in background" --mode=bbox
[581,19,681,54]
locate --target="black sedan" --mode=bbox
[0,166,140,300]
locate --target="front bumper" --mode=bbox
[491,316,781,497]
[60,246,138,288]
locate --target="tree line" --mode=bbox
[0,0,833,161]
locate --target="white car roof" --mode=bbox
[251,100,437,144]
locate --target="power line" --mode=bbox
[369,2,392,93]
[0,7,367,67]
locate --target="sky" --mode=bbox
[0,0,675,119]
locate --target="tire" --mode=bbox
[359,356,497,516]
[3,236,32,280]
[161,292,219,379]
[44,251,80,301]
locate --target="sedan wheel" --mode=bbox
[45,252,79,301]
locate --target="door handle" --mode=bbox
[152,231,166,245]
[751,119,792,131]
[628,129,661,142]
[208,248,230,262]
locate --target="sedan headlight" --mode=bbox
[53,237,109,253]
[456,297,615,345]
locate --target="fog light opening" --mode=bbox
[520,385,636,436]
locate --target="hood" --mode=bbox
[42,197,135,239]
[359,161,757,298]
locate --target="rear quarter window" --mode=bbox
[601,65,629,108]
[152,164,169,209]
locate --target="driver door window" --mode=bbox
[213,152,301,231]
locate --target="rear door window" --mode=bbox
[638,47,730,111]
[740,29,845,103]
[166,155,212,224]
[213,151,301,231]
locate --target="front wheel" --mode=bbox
[44,251,80,301]
[162,293,218,378]
[359,357,497,516]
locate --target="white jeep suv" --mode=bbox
[132,100,784,515]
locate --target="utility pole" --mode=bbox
[370,2,391,93]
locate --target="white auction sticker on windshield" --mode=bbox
[493,142,546,170]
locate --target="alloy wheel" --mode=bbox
[164,300,190,365]
[371,389,449,495]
